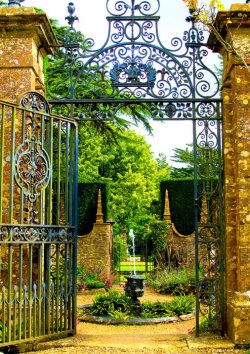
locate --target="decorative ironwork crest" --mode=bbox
[47,1,221,121]
[15,135,50,203]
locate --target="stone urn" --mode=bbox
[125,275,146,316]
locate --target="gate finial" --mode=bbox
[163,189,172,223]
[8,0,25,7]
[95,189,104,224]
[65,2,79,28]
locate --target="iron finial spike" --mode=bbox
[8,0,25,7]
[65,2,79,28]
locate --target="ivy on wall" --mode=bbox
[78,183,110,235]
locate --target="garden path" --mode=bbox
[22,286,243,353]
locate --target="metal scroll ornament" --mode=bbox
[106,0,160,16]
[46,2,221,121]
[20,92,51,114]
[14,93,51,223]
[15,135,51,204]
[110,60,156,87]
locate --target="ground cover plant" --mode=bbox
[80,289,195,319]
[88,290,133,317]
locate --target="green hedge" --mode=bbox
[160,179,203,235]
[78,183,110,235]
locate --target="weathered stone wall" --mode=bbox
[208,4,250,344]
[77,190,114,277]
[77,222,114,277]
[162,189,195,267]
[165,224,195,267]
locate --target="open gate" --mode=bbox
[46,0,224,335]
[0,0,225,348]
[0,92,78,347]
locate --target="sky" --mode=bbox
[22,0,246,165]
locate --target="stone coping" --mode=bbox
[77,305,195,325]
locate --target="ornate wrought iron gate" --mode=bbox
[0,0,224,345]
[0,92,78,347]
[46,0,224,335]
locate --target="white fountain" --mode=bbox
[124,229,145,316]
[129,229,137,276]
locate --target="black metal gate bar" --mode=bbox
[0,95,78,347]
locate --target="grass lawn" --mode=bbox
[119,262,154,272]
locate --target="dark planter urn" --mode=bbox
[125,275,146,316]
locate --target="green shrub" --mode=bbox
[146,266,196,295]
[87,290,194,319]
[169,295,195,316]
[77,266,105,290]
[89,289,133,316]
[141,301,174,318]
[160,179,201,235]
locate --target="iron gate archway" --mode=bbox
[46,0,224,336]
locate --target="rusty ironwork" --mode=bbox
[0,93,78,347]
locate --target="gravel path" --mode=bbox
[22,286,245,353]
[28,348,246,353]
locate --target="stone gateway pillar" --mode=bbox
[208,4,250,344]
[0,6,58,102]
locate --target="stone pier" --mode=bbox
[208,3,250,344]
[77,190,114,277]
[0,5,58,286]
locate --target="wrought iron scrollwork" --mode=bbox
[2,226,75,243]
[14,92,52,224]
[20,92,51,114]
[15,135,51,203]
[106,0,160,17]
[44,0,224,337]
[194,113,223,332]
[47,1,221,120]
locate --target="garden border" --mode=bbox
[77,305,195,325]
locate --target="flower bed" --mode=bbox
[77,289,195,324]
